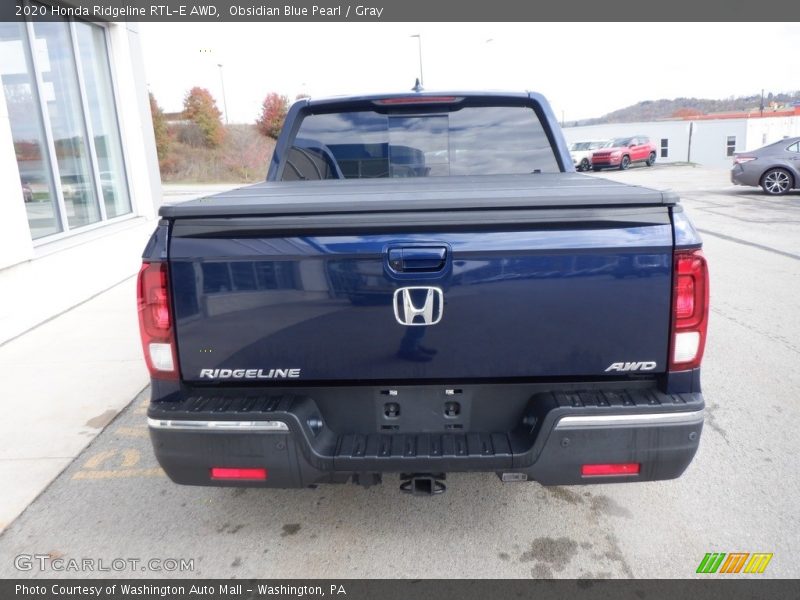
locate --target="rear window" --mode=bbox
[281,104,560,181]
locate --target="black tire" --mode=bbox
[760,168,793,195]
[619,155,630,170]
[646,152,656,167]
[580,158,590,172]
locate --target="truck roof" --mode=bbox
[159,173,678,219]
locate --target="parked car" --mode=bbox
[592,136,657,171]
[731,137,800,196]
[569,140,609,171]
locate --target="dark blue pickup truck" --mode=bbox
[139,91,709,495]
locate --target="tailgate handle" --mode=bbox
[388,247,447,272]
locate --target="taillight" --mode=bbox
[733,156,756,164]
[137,262,179,380]
[670,250,709,371]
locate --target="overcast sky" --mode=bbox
[139,22,800,123]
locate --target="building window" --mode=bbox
[660,138,669,158]
[0,17,130,242]
[74,22,130,219]
[726,136,736,157]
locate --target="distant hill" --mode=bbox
[567,91,800,127]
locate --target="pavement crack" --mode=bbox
[696,228,800,261]
[711,306,800,357]
[702,402,730,445]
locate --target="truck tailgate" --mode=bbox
[167,188,674,383]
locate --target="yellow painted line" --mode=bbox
[116,427,149,438]
[120,448,140,468]
[83,450,117,470]
[81,448,141,470]
[72,468,164,480]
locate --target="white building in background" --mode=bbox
[0,20,161,344]
[563,108,800,168]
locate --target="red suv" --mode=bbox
[592,136,657,171]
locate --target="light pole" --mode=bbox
[410,34,423,87]
[217,63,229,124]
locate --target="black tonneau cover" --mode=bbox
[159,173,677,219]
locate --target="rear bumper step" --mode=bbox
[147,387,704,488]
[335,432,512,470]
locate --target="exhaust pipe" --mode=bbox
[400,473,446,496]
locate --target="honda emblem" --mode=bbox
[393,287,444,326]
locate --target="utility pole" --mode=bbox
[410,34,424,87]
[217,63,229,124]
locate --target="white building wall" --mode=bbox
[0,23,162,344]
[685,119,748,166]
[564,116,800,168]
[744,116,800,150]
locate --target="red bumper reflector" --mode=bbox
[581,463,640,477]
[210,467,267,481]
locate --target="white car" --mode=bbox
[570,140,610,172]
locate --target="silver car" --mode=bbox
[569,140,609,172]
[731,137,800,196]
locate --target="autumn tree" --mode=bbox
[222,125,272,181]
[149,92,173,171]
[183,87,225,148]
[671,107,703,119]
[256,92,290,139]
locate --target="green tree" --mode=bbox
[256,92,290,139]
[148,92,171,168]
[183,87,225,148]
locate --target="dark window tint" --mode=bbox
[660,138,668,158]
[282,105,559,180]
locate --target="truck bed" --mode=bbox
[159,173,678,220]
